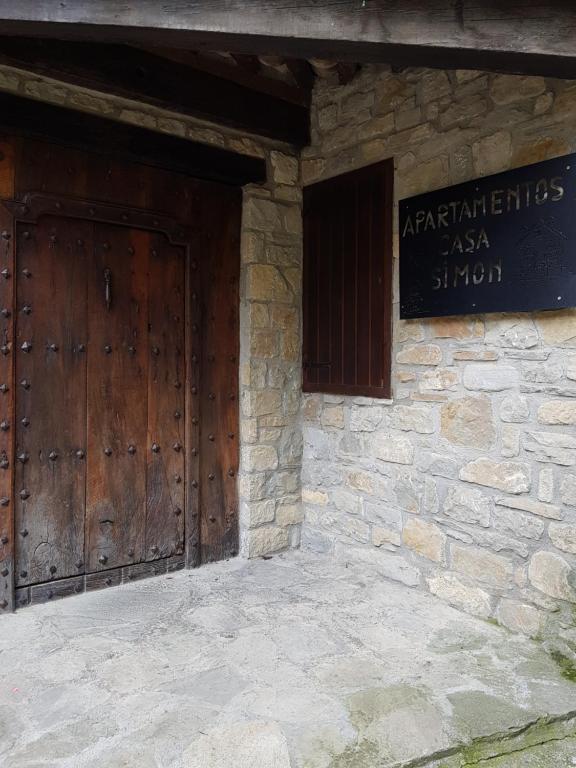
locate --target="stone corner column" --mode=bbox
[237,151,304,559]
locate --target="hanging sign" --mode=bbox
[399,153,576,319]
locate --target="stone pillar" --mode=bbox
[238,152,304,558]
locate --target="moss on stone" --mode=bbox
[549,648,576,682]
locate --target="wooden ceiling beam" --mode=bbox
[145,47,308,107]
[0,90,266,186]
[0,1,575,78]
[0,37,310,145]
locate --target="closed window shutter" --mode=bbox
[303,159,393,398]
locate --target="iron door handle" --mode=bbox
[104,268,112,310]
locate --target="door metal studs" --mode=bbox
[48,343,59,352]
[104,448,112,456]
[21,341,32,353]
[0,421,9,432]
[20,379,30,390]
[22,305,32,315]
[20,528,28,537]
[1,269,10,279]
[104,345,112,354]
[0,456,8,470]
[0,384,8,393]
[0,308,10,318]
[0,497,9,506]
[127,445,136,455]
[98,554,108,565]
[151,443,160,453]
[17,453,28,464]
[173,442,182,452]
[22,268,32,278]
[76,449,85,459]
[19,489,29,500]
[48,451,58,461]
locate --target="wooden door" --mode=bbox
[0,134,241,612]
[14,215,89,587]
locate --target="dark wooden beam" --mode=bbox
[0,90,266,186]
[143,47,309,107]
[0,37,310,145]
[284,59,315,92]
[336,63,359,86]
[230,53,261,76]
[0,2,575,78]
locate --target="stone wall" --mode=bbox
[301,65,576,646]
[239,160,304,557]
[0,64,304,560]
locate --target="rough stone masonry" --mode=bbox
[3,61,576,649]
[300,65,576,649]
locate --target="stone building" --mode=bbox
[4,6,576,766]
[0,7,574,650]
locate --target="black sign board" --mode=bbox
[399,153,576,318]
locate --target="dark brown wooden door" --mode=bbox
[14,217,186,586]
[0,133,241,612]
[14,215,89,586]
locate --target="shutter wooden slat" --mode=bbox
[303,159,393,398]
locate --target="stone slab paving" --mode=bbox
[1,551,576,767]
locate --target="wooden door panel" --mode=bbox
[146,234,185,560]
[14,216,88,585]
[0,134,242,612]
[0,141,16,612]
[199,195,240,563]
[85,225,148,572]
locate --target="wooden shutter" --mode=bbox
[303,159,393,398]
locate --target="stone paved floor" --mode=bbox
[1,551,576,768]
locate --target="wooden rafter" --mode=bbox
[0,37,310,145]
[0,1,575,77]
[0,90,266,186]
